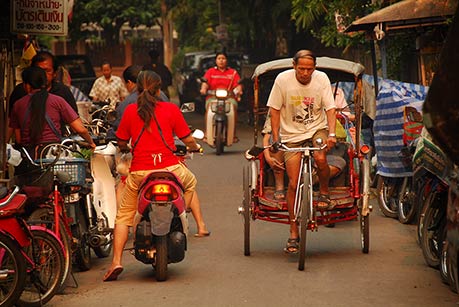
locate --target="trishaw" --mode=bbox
[238,57,372,271]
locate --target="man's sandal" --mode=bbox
[317,194,335,210]
[283,237,299,254]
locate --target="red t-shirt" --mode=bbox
[203,67,240,91]
[9,93,79,144]
[116,102,191,171]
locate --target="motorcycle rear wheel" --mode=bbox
[0,232,27,307]
[73,206,91,272]
[398,177,416,224]
[154,235,168,282]
[376,176,399,219]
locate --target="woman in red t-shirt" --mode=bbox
[104,70,209,281]
[200,52,243,143]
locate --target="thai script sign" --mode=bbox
[11,0,68,36]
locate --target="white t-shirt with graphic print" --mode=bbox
[267,69,335,143]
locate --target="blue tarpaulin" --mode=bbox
[373,79,428,177]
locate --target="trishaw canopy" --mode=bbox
[252,57,365,80]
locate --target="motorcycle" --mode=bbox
[0,185,66,307]
[133,127,203,282]
[413,128,452,277]
[205,89,238,155]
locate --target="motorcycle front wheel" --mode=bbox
[154,235,168,282]
[419,191,447,268]
[215,121,224,156]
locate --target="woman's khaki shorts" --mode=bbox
[115,163,197,226]
[284,129,328,162]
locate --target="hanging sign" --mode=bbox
[11,0,68,36]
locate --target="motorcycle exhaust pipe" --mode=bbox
[89,234,108,247]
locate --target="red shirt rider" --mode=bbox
[116,101,191,172]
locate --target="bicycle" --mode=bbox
[0,185,65,307]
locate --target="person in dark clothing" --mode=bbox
[142,49,172,98]
[8,51,78,141]
[9,51,77,113]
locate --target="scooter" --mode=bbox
[132,129,203,282]
[205,89,237,155]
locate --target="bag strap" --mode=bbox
[22,103,62,143]
[131,126,145,154]
[152,111,175,153]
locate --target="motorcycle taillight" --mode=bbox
[144,184,178,202]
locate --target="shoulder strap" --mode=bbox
[21,102,62,142]
[131,126,145,154]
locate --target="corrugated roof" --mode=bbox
[345,0,458,33]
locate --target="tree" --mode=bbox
[290,0,377,49]
[69,0,160,44]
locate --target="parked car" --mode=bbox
[177,51,249,114]
[176,51,213,109]
[55,54,96,96]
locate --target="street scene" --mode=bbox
[1,0,459,306]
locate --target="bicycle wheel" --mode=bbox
[242,165,252,256]
[28,207,72,291]
[17,229,65,307]
[0,232,27,307]
[298,172,310,271]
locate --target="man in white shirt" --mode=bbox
[267,50,337,254]
[89,61,128,107]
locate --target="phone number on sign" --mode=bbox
[15,23,62,31]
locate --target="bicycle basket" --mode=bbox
[14,165,54,199]
[51,158,88,186]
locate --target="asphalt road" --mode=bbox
[49,112,458,307]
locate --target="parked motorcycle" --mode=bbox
[415,129,452,270]
[133,128,203,281]
[205,89,237,155]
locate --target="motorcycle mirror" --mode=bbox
[316,138,323,146]
[192,129,204,140]
[180,103,195,113]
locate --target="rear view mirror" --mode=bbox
[180,103,195,113]
[192,129,204,140]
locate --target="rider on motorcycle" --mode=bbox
[200,52,243,143]
[104,70,210,282]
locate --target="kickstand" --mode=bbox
[67,270,79,289]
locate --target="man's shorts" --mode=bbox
[284,129,328,162]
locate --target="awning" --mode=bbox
[345,0,458,33]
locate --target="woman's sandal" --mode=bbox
[317,194,335,210]
[283,237,299,254]
[273,190,285,201]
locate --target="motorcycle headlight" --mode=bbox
[215,89,228,99]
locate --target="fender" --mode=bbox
[214,113,227,123]
[30,225,65,252]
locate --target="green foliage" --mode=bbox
[69,0,160,42]
[291,0,375,49]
